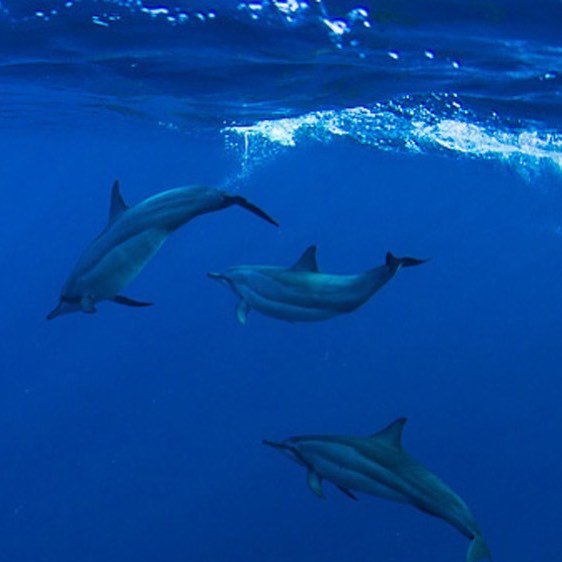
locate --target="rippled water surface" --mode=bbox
[1,1,561,172]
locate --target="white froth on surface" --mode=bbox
[224,96,562,177]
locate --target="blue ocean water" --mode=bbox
[1,1,561,560]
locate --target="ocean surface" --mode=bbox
[1,1,561,560]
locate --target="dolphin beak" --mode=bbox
[46,299,81,320]
[207,272,232,290]
[262,439,291,452]
[263,439,305,467]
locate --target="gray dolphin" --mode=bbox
[208,246,426,324]
[47,181,278,319]
[264,418,491,562]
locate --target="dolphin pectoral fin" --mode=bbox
[467,535,492,562]
[236,300,250,325]
[307,469,324,499]
[112,295,153,307]
[80,296,97,314]
[336,485,358,501]
[227,195,279,227]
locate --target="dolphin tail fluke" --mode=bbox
[467,535,492,562]
[386,252,428,271]
[112,295,153,307]
[46,303,63,320]
[227,195,279,227]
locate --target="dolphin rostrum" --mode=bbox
[264,418,491,562]
[208,245,426,324]
[47,181,278,319]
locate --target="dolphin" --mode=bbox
[263,418,491,562]
[208,245,426,324]
[47,181,278,319]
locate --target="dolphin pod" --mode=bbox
[47,181,278,319]
[264,418,492,562]
[48,179,492,560]
[208,245,427,324]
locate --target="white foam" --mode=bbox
[223,97,562,177]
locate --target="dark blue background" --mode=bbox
[0,116,561,561]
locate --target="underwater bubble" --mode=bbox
[322,18,349,36]
[348,7,369,20]
[92,15,110,27]
[141,7,169,17]
[271,0,307,16]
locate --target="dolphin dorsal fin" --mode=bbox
[370,417,407,449]
[108,180,128,224]
[289,245,319,272]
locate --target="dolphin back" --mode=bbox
[467,534,492,562]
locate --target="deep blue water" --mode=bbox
[1,1,561,561]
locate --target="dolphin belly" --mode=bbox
[74,229,168,300]
[314,456,409,502]
[241,290,339,322]
[303,444,409,503]
[305,443,479,539]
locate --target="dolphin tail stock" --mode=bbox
[386,252,428,272]
[226,195,279,227]
[467,534,492,562]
